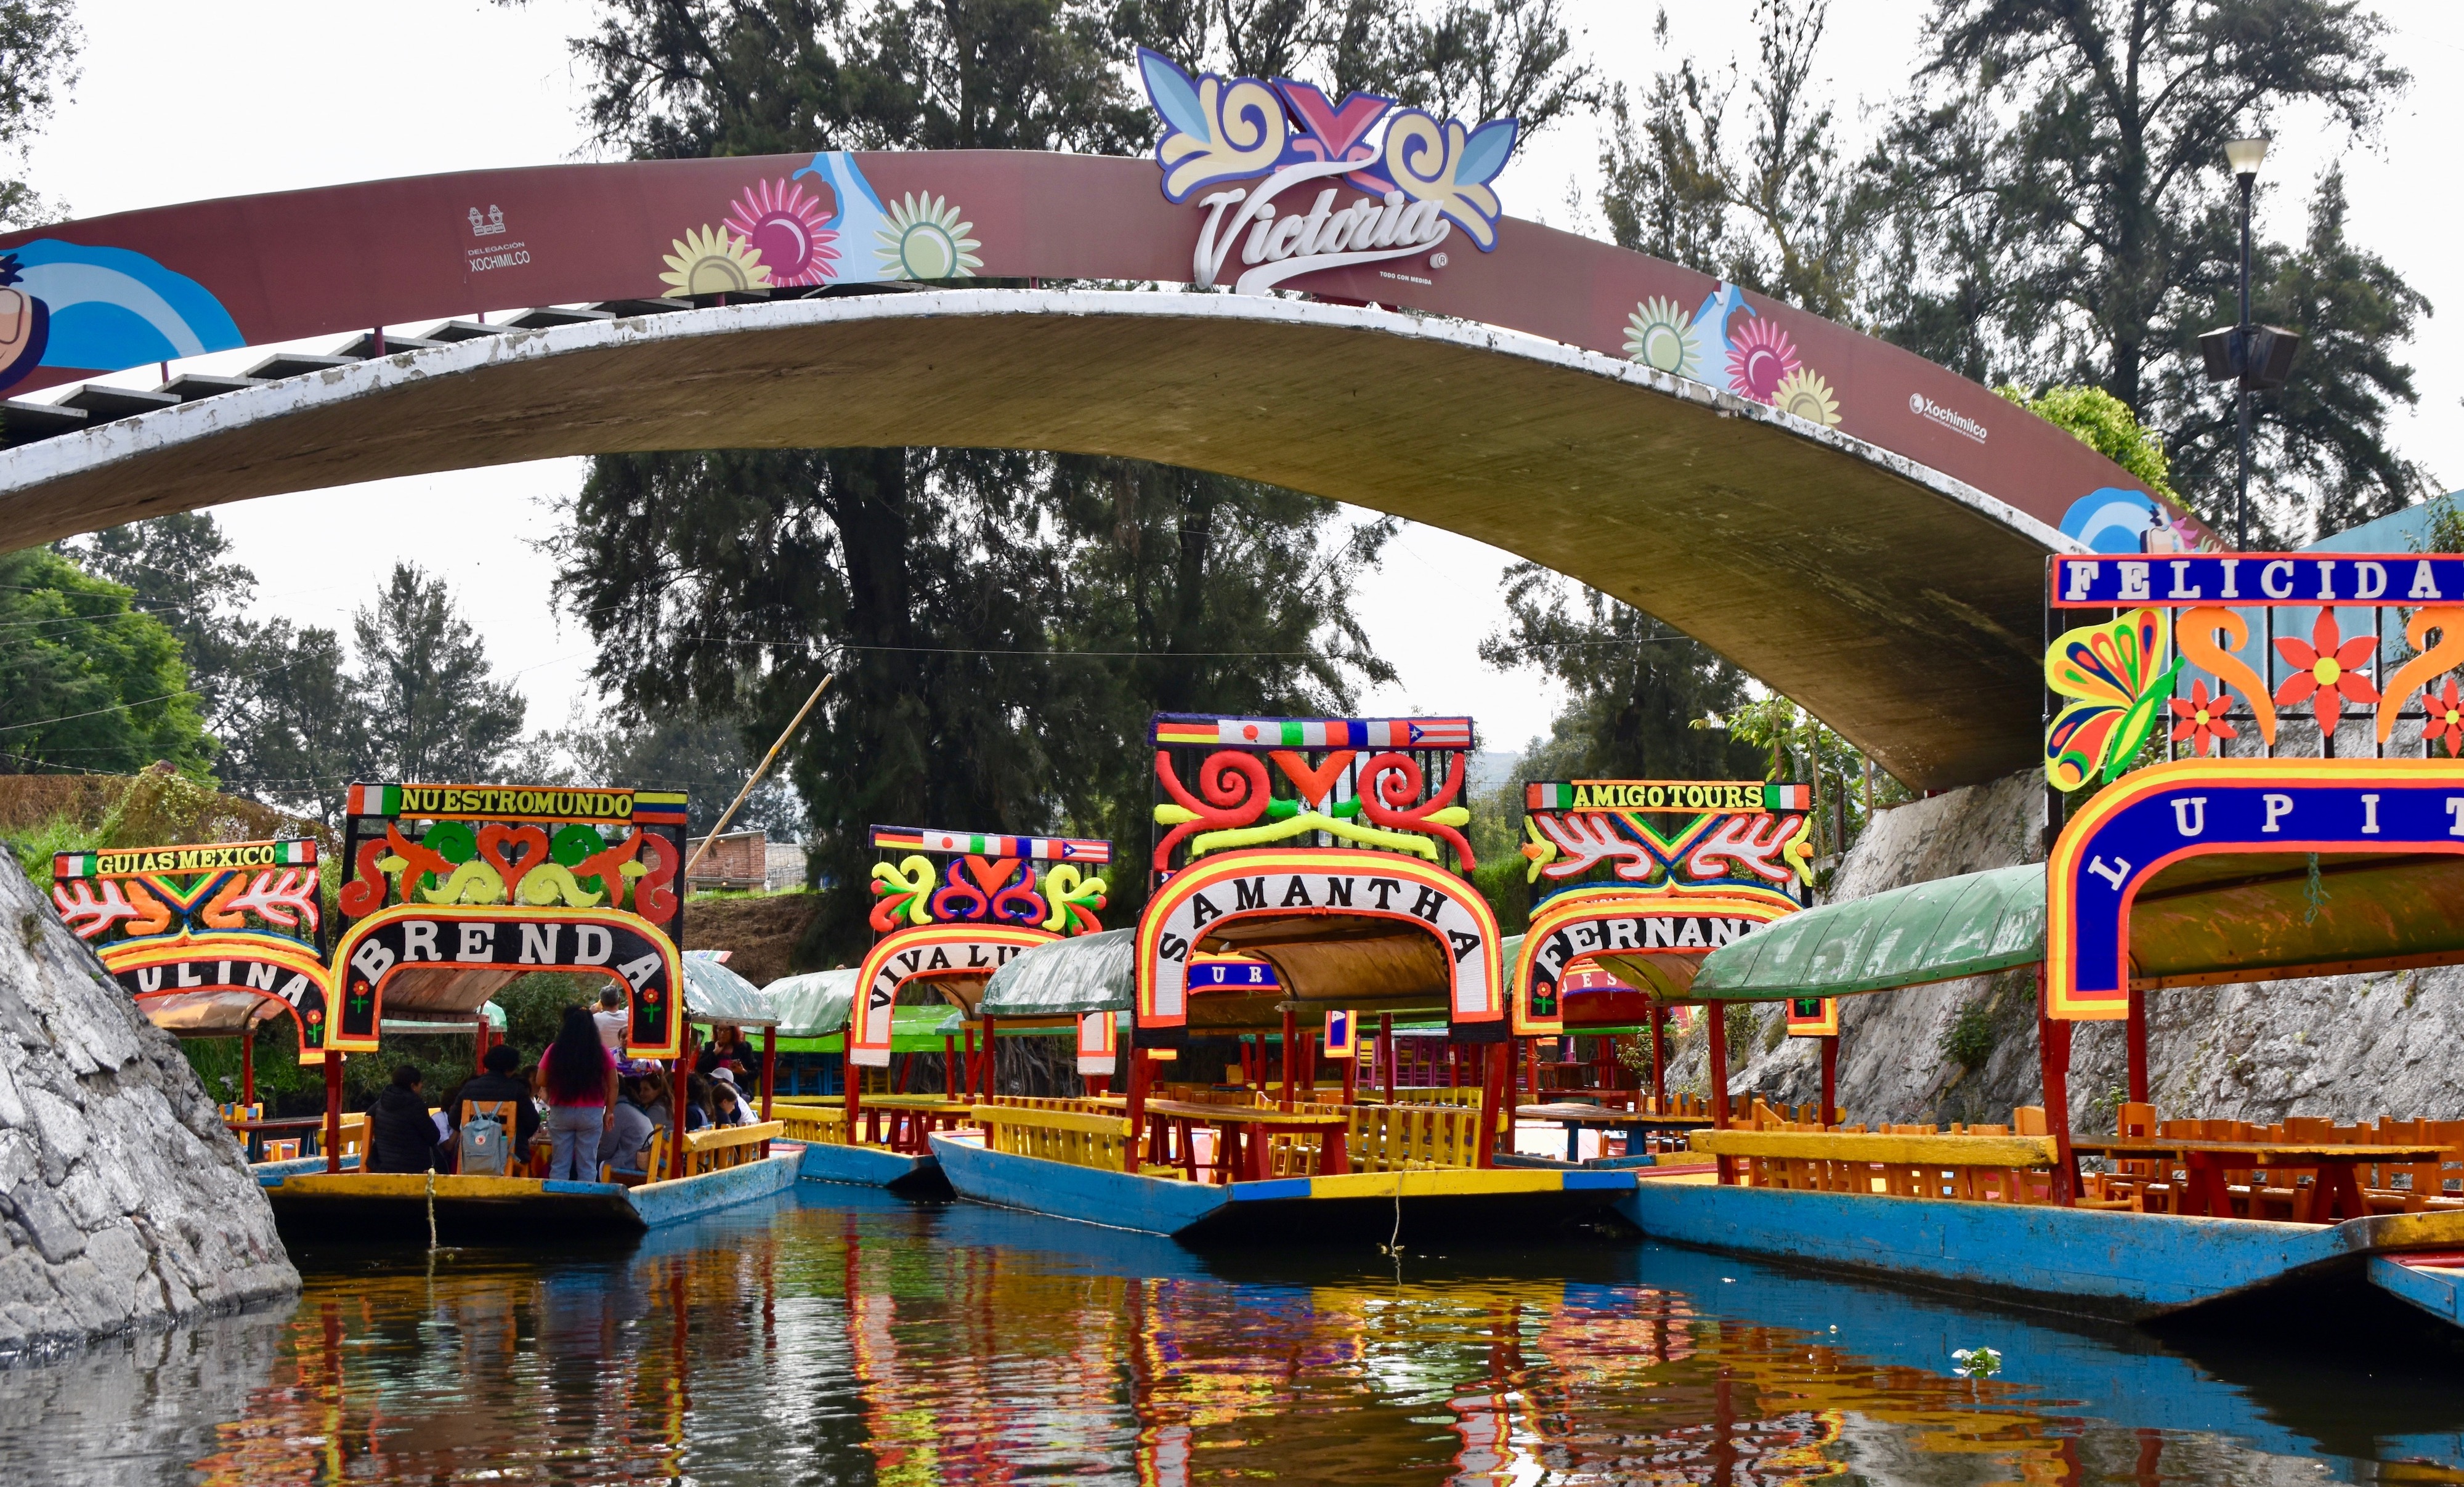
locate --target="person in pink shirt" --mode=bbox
[539,1005,619,1181]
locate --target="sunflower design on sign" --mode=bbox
[723,179,837,286]
[877,193,981,281]
[1623,296,1706,379]
[1726,317,1799,403]
[1772,366,1841,426]
[659,225,770,298]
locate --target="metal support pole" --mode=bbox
[2235,171,2255,551]
[1280,1004,1297,1110]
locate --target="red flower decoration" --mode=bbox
[2272,611,2379,732]
[2427,678,2464,758]
[2168,678,2238,756]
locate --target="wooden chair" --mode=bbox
[457,1100,522,1177]
[335,1112,367,1165]
[261,1138,301,1162]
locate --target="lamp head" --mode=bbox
[2224,137,2270,177]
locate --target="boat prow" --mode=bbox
[798,1139,950,1196]
[262,1150,801,1244]
[931,1133,1635,1241]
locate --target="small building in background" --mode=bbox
[684,829,766,892]
[764,840,807,892]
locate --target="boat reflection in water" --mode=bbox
[9,1186,2439,1484]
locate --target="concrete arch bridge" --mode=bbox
[0,148,2186,792]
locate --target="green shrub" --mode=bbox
[1940,999,1998,1072]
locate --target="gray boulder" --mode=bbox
[0,843,296,1359]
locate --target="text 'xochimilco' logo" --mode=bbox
[1135,49,1518,295]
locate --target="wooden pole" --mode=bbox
[321,1052,341,1172]
[1475,1042,1507,1169]
[665,1058,683,1180]
[241,1029,255,1108]
[1280,1005,1297,1110]
[1820,1034,1839,1127]
[1123,1049,1149,1173]
[1708,1003,1733,1186]
[1379,1014,1395,1104]
[2038,972,2078,1205]
[1654,1010,1669,1111]
[683,671,833,882]
[981,1014,997,1097]
[1341,1039,1357,1104]
[843,1045,863,1145]
[761,1026,777,1121]
[2125,983,2149,1106]
[942,1034,958,1103]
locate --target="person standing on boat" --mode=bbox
[539,1007,619,1181]
[366,1065,447,1173]
[593,986,630,1051]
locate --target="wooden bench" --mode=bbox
[1693,1127,2060,1202]
[971,1103,1163,1174]
[678,1120,785,1178]
[776,1104,847,1146]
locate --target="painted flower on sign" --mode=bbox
[877,194,981,280]
[2167,678,2237,755]
[659,225,769,298]
[1772,367,1841,427]
[1726,316,1799,403]
[724,179,837,286]
[2272,611,2379,732]
[2427,678,2464,756]
[1624,296,1706,378]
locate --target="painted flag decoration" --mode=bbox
[1762,783,1814,811]
[868,825,1112,863]
[346,784,402,818]
[632,791,691,824]
[1151,714,1475,749]
[1323,1008,1358,1059]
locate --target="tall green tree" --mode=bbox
[67,513,258,742]
[0,546,213,776]
[552,0,1586,960]
[1596,1,1861,319]
[220,620,360,829]
[0,0,78,226]
[1865,0,2424,540]
[1478,564,1766,783]
[349,562,526,784]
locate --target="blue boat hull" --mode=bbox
[796,1140,949,1195]
[1619,1177,2464,1323]
[933,1135,1638,1241]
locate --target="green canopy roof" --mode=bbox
[681,954,780,1027]
[763,969,856,1038]
[979,928,1134,1018]
[1693,849,2464,1002]
[1692,864,2043,1002]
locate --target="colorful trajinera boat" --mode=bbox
[260,780,795,1241]
[772,822,1111,1191]
[52,835,334,1161]
[1623,551,2464,1326]
[933,713,1638,1239]
[1501,779,1818,1165]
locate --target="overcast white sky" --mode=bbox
[27,1,2464,758]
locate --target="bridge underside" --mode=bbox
[0,292,2059,791]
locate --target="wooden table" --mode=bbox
[224,1116,329,1161]
[2069,1138,2447,1222]
[1516,1104,1711,1162]
[1140,1098,1350,1183]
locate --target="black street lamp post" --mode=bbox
[2200,137,2300,550]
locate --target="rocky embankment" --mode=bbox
[1661,771,2464,1133]
[0,845,296,1358]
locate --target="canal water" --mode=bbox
[4,1184,2463,1485]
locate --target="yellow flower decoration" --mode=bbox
[1624,297,1707,379]
[659,224,770,298]
[877,195,982,280]
[1773,367,1841,427]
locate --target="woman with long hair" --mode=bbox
[539,1003,619,1180]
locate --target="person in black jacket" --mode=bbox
[446,1043,542,1161]
[365,1065,446,1174]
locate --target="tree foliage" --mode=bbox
[349,563,528,785]
[1866,0,2423,540]
[1997,383,2176,505]
[0,0,77,226]
[0,546,211,777]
